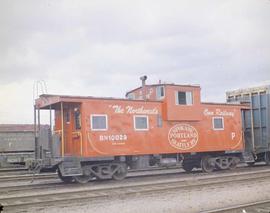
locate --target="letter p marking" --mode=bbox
[231,132,236,140]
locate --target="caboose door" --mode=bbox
[61,104,82,157]
[71,105,83,156]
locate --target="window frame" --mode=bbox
[133,115,149,131]
[212,117,224,130]
[175,91,193,105]
[127,93,135,100]
[156,86,165,100]
[65,110,70,124]
[90,114,108,131]
[74,109,81,130]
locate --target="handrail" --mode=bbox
[53,130,62,134]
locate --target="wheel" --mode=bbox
[201,156,214,173]
[57,169,74,183]
[182,162,194,172]
[74,175,92,184]
[112,164,127,181]
[74,166,93,184]
[229,159,237,170]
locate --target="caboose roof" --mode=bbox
[125,83,201,96]
[202,102,249,108]
[36,94,161,109]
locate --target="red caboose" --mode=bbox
[35,76,248,183]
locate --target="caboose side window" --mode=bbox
[212,117,224,130]
[127,93,135,100]
[91,114,108,131]
[74,108,81,130]
[134,115,149,131]
[156,86,165,100]
[65,110,70,123]
[176,91,193,105]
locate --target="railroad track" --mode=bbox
[0,167,27,172]
[0,167,29,177]
[0,166,185,183]
[0,165,268,192]
[0,172,57,182]
[1,168,270,211]
[202,200,270,213]
[0,168,185,194]
[0,163,259,184]
[0,165,266,194]
[0,163,257,183]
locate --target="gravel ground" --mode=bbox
[12,177,270,213]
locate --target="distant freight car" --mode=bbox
[0,124,50,168]
[226,85,270,164]
[33,76,248,183]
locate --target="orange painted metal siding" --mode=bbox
[36,84,247,158]
[164,85,202,121]
[78,100,244,157]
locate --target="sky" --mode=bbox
[0,0,270,124]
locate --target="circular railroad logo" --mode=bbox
[168,124,198,150]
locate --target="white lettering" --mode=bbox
[203,108,234,117]
[203,109,214,116]
[231,132,236,140]
[109,105,124,113]
[99,134,128,142]
[109,104,158,115]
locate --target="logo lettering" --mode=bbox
[168,124,198,150]
[109,105,158,115]
[203,108,234,117]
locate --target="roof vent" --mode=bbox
[140,75,147,100]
